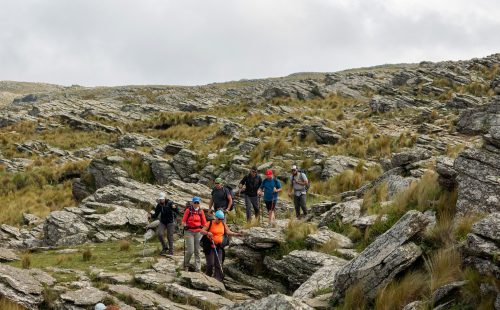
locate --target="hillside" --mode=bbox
[0,53,499,309]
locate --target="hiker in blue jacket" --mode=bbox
[257,169,282,223]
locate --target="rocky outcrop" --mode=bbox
[305,226,353,249]
[264,250,345,289]
[0,247,19,262]
[60,287,108,306]
[164,283,234,308]
[0,265,52,309]
[43,210,90,246]
[321,155,364,179]
[454,128,500,215]
[58,113,123,133]
[318,199,362,228]
[331,210,430,302]
[298,125,342,145]
[391,147,432,169]
[436,156,457,190]
[222,293,313,310]
[463,213,500,274]
[116,133,160,149]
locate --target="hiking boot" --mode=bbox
[160,249,168,256]
[167,250,174,256]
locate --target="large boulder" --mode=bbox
[391,147,432,169]
[60,287,108,306]
[0,265,46,309]
[305,226,353,249]
[454,146,500,215]
[298,125,342,145]
[293,256,348,300]
[171,148,198,180]
[264,250,345,289]
[436,156,457,190]
[87,159,128,189]
[456,99,500,135]
[318,199,362,228]
[463,213,500,262]
[331,210,430,302]
[321,155,361,180]
[43,210,89,246]
[221,293,313,310]
[242,227,285,249]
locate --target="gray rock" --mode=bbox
[298,124,341,145]
[116,133,160,149]
[456,99,500,135]
[391,147,432,168]
[436,156,457,190]
[96,272,133,284]
[0,248,19,262]
[293,256,348,300]
[87,159,128,189]
[171,148,198,180]
[454,147,500,215]
[179,271,226,293]
[385,175,416,198]
[472,212,500,241]
[224,263,287,295]
[22,213,42,226]
[321,155,361,180]
[134,272,175,287]
[318,199,362,227]
[243,227,285,249]
[164,283,234,308]
[447,93,483,109]
[431,281,467,306]
[0,265,44,309]
[305,226,353,249]
[58,113,123,133]
[163,140,191,155]
[107,284,192,310]
[221,293,313,310]
[264,250,346,288]
[60,287,107,306]
[96,205,148,228]
[465,233,499,258]
[43,211,89,246]
[331,210,430,302]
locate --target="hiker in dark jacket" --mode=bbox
[238,166,262,222]
[181,196,207,271]
[208,177,233,214]
[149,192,179,256]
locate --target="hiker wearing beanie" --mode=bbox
[200,210,243,281]
[289,165,309,218]
[258,169,282,223]
[238,166,262,222]
[149,192,178,256]
[208,177,233,214]
[181,196,207,272]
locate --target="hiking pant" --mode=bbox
[244,195,260,221]
[205,247,223,282]
[157,222,175,252]
[294,194,307,217]
[184,230,201,271]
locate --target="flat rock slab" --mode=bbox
[96,272,133,284]
[108,284,196,310]
[305,227,353,249]
[0,247,19,261]
[165,283,234,308]
[221,293,313,310]
[134,271,175,286]
[0,264,43,295]
[242,227,285,249]
[60,287,107,306]
[179,271,226,293]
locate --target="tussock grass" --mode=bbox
[425,247,463,292]
[21,253,31,269]
[119,240,131,252]
[82,248,93,262]
[338,282,367,310]
[312,163,382,196]
[445,143,465,158]
[375,271,429,310]
[454,213,483,241]
[272,219,318,255]
[118,155,155,184]
[460,267,499,309]
[0,297,26,310]
[316,238,339,255]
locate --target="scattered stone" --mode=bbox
[179,271,226,293]
[221,293,313,310]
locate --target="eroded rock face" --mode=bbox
[165,283,234,308]
[222,293,314,310]
[43,210,90,246]
[0,265,46,309]
[318,199,362,228]
[264,250,346,289]
[60,287,107,306]
[298,125,342,145]
[242,227,285,249]
[305,226,353,249]
[331,210,430,302]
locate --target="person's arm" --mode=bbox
[200,223,213,238]
[150,204,160,220]
[274,179,282,193]
[258,181,265,196]
[227,193,233,210]
[224,223,243,237]
[289,176,293,196]
[296,173,308,186]
[238,176,246,190]
[208,198,214,212]
[201,210,207,227]
[181,208,189,226]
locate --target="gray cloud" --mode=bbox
[0,0,499,86]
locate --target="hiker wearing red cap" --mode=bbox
[257,169,282,223]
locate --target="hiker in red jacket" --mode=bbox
[181,196,207,272]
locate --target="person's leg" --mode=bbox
[213,248,223,282]
[294,195,301,218]
[300,194,308,216]
[184,231,194,269]
[157,222,167,253]
[250,196,259,219]
[205,250,215,277]
[193,232,201,271]
[166,223,176,255]
[244,195,252,222]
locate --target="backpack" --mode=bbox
[292,170,311,192]
[185,206,203,230]
[200,220,230,254]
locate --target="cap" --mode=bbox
[265,169,273,176]
[251,166,258,171]
[215,210,225,219]
[192,196,201,203]
[95,303,106,310]
[291,165,297,170]
[215,177,223,184]
[158,192,166,200]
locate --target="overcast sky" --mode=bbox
[1,0,500,86]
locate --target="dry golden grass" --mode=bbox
[375,271,429,310]
[316,238,339,255]
[0,297,26,310]
[284,219,317,242]
[312,163,382,196]
[339,282,367,310]
[425,247,463,292]
[119,240,131,252]
[454,213,484,241]
[362,181,389,213]
[21,253,31,269]
[445,143,465,158]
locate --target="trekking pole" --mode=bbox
[182,227,186,268]
[211,239,224,280]
[258,196,262,227]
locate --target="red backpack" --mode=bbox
[185,206,204,230]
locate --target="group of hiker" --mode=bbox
[148,165,309,282]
